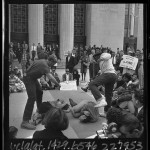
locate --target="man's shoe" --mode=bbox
[81,87,88,92]
[21,121,36,130]
[69,98,77,107]
[94,96,107,108]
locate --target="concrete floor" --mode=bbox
[9,67,105,139]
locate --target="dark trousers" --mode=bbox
[89,63,98,81]
[23,76,43,121]
[32,51,36,61]
[89,73,117,112]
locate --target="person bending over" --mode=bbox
[32,107,69,139]
[21,55,60,130]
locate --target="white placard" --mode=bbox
[60,81,77,91]
[119,55,138,70]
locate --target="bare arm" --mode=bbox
[46,73,60,87]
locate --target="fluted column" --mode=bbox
[86,4,125,52]
[28,4,44,57]
[137,4,143,50]
[59,4,74,61]
[130,4,135,36]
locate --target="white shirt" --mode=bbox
[66,74,69,81]
[99,53,116,74]
[31,46,37,51]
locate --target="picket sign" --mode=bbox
[119,55,138,70]
[60,80,77,91]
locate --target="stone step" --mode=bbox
[13,59,81,69]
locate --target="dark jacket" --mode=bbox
[66,56,76,69]
[32,128,68,140]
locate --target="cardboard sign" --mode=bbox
[60,81,77,91]
[119,55,138,70]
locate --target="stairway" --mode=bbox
[13,59,81,69]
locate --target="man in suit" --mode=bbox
[62,68,73,82]
[66,51,76,73]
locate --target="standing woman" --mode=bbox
[17,42,23,64]
[80,50,89,81]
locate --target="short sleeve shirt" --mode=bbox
[26,59,50,80]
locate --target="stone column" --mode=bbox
[59,4,74,61]
[130,4,135,36]
[9,4,11,43]
[137,4,143,50]
[28,4,44,57]
[86,4,125,52]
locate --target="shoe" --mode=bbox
[81,87,88,92]
[69,98,77,107]
[21,121,36,130]
[99,113,106,118]
[94,96,107,108]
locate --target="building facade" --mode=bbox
[9,4,143,61]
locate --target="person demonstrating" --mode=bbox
[62,68,73,82]
[21,56,60,130]
[89,52,118,115]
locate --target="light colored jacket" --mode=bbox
[99,53,116,74]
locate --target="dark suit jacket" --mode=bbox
[66,56,76,69]
[33,128,68,139]
[62,73,73,81]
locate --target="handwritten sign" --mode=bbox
[119,55,138,70]
[60,81,77,91]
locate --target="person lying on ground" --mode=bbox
[32,107,69,139]
[69,98,99,123]
[31,99,70,126]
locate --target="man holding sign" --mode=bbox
[120,52,138,75]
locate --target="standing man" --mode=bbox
[31,43,37,61]
[88,49,96,81]
[89,52,117,116]
[21,56,60,130]
[37,43,43,58]
[66,51,76,73]
[22,41,28,53]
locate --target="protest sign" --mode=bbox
[60,81,77,91]
[119,55,138,70]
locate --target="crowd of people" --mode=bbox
[9,41,144,139]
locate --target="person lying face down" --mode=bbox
[69,99,99,123]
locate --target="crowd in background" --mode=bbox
[9,41,144,139]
